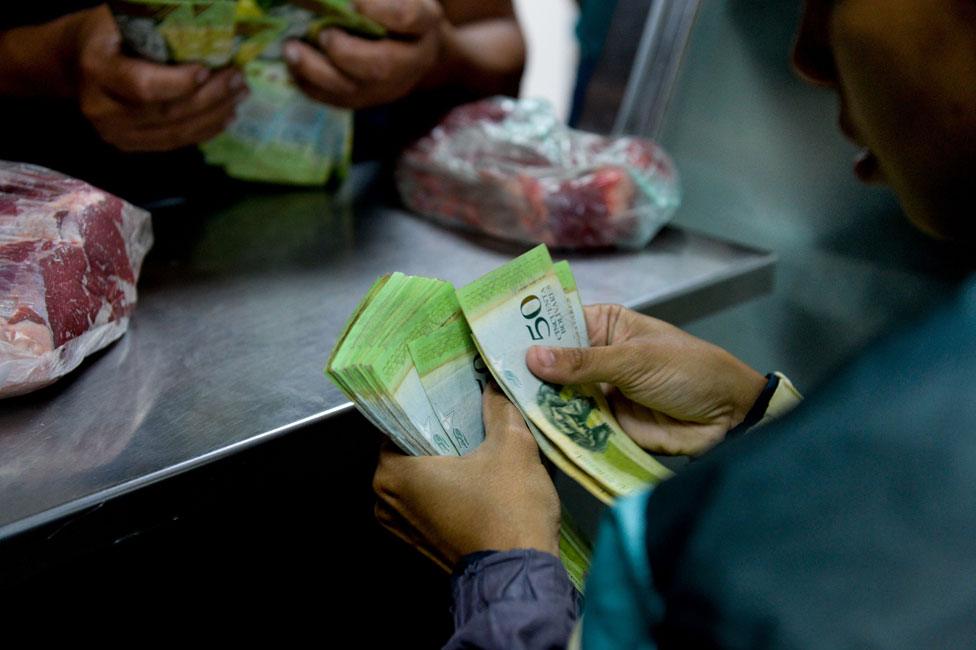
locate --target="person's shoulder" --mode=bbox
[826,274,976,428]
[638,275,976,648]
[865,274,976,362]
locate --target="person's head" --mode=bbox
[792,0,976,243]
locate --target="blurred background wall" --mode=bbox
[522,0,966,391]
[514,0,580,121]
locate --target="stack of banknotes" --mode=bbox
[201,60,353,185]
[109,0,384,185]
[327,245,673,590]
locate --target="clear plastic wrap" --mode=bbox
[396,97,682,250]
[0,162,153,398]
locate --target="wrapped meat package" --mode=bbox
[396,97,682,249]
[0,162,153,398]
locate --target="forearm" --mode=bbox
[425,15,525,98]
[0,10,95,98]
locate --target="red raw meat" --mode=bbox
[396,97,681,249]
[0,161,152,397]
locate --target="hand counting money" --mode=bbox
[109,0,385,186]
[326,245,674,590]
[457,245,673,497]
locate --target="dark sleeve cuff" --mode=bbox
[446,549,579,650]
[726,372,781,439]
[453,549,500,577]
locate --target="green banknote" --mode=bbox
[202,60,352,186]
[403,265,617,504]
[553,260,588,345]
[406,316,594,588]
[110,0,384,66]
[558,507,593,592]
[457,245,673,498]
[110,0,239,66]
[327,250,674,590]
[371,281,463,455]
[326,251,658,591]
[408,317,487,455]
[327,249,684,590]
[327,265,599,590]
[328,275,459,455]
[327,274,427,455]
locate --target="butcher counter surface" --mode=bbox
[0,165,775,540]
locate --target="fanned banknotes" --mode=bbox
[457,246,673,496]
[329,274,461,456]
[408,317,488,455]
[327,246,674,589]
[109,0,385,185]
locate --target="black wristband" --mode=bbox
[725,373,780,439]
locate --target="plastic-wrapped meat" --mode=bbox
[396,97,681,249]
[0,161,153,398]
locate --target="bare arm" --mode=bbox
[429,0,525,96]
[0,11,88,98]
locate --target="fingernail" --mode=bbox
[531,346,557,368]
[283,42,300,65]
[229,72,245,90]
[195,68,210,85]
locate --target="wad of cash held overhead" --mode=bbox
[327,245,674,591]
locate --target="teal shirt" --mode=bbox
[582,276,976,648]
[582,489,660,650]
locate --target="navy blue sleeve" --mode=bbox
[444,549,579,650]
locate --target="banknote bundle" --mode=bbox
[327,245,674,590]
[109,0,385,185]
[110,0,384,67]
[200,60,353,185]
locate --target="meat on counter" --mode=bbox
[396,97,681,250]
[0,161,153,398]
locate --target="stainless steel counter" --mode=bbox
[0,166,774,540]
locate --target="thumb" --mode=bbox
[82,15,205,104]
[106,57,207,104]
[526,344,629,387]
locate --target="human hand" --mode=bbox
[372,383,560,571]
[526,304,766,456]
[75,6,248,152]
[283,0,448,109]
